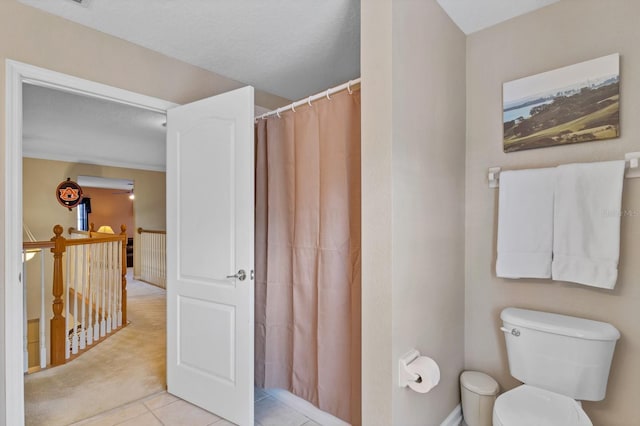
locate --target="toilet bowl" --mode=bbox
[493,385,592,426]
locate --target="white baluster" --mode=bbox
[40,252,46,368]
[79,245,86,350]
[65,248,71,359]
[145,233,149,281]
[85,244,93,346]
[71,247,79,355]
[162,233,167,287]
[92,244,100,341]
[112,241,118,330]
[145,233,150,282]
[117,240,122,327]
[152,233,156,282]
[100,243,106,337]
[106,242,112,334]
[157,234,160,283]
[22,250,28,372]
[140,233,144,281]
[141,233,145,281]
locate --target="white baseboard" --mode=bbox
[440,403,463,426]
[265,388,350,426]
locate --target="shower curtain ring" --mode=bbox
[347,80,353,95]
[308,97,313,107]
[276,108,281,118]
[291,103,296,113]
[326,89,331,100]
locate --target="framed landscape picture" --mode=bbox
[503,53,620,153]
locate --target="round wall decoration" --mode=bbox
[56,178,83,209]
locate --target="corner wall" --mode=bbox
[391,1,466,423]
[360,0,393,423]
[361,0,467,423]
[465,1,640,423]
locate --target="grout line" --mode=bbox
[148,407,166,425]
[74,390,165,424]
[113,408,153,426]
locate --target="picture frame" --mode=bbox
[503,53,620,153]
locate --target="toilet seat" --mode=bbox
[493,385,593,426]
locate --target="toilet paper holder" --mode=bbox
[398,349,422,387]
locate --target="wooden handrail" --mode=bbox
[137,227,166,235]
[68,227,90,237]
[64,234,126,247]
[23,241,55,250]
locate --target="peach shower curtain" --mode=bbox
[255,89,361,424]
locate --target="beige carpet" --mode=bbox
[25,271,166,426]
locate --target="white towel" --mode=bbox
[496,168,555,279]
[552,161,625,289]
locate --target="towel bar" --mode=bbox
[488,152,640,188]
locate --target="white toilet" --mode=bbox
[493,307,620,426]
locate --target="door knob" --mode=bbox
[226,269,246,281]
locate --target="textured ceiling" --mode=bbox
[437,0,560,34]
[19,1,558,174]
[23,84,167,171]
[18,0,361,101]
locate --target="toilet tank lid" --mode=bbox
[501,308,620,341]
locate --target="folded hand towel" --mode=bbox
[552,161,625,289]
[496,168,555,279]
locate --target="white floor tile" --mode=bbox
[152,399,221,426]
[143,391,179,410]
[254,388,269,402]
[117,412,163,426]
[255,396,309,426]
[71,402,149,426]
[209,419,238,426]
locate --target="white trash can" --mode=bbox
[460,371,499,426]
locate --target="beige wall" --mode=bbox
[82,187,135,239]
[361,0,466,424]
[1,2,287,418]
[360,0,393,423]
[465,1,640,424]
[391,1,466,424]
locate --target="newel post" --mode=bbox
[50,225,66,366]
[120,224,128,325]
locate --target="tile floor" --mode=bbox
[72,388,321,426]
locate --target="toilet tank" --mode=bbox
[500,308,620,401]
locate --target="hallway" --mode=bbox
[25,270,166,425]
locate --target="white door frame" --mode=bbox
[3,59,177,425]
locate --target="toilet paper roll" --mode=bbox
[407,356,440,394]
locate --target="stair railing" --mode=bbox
[137,227,166,288]
[23,224,128,368]
[22,241,52,371]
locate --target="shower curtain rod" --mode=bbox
[256,77,361,121]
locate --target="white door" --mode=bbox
[166,86,255,426]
